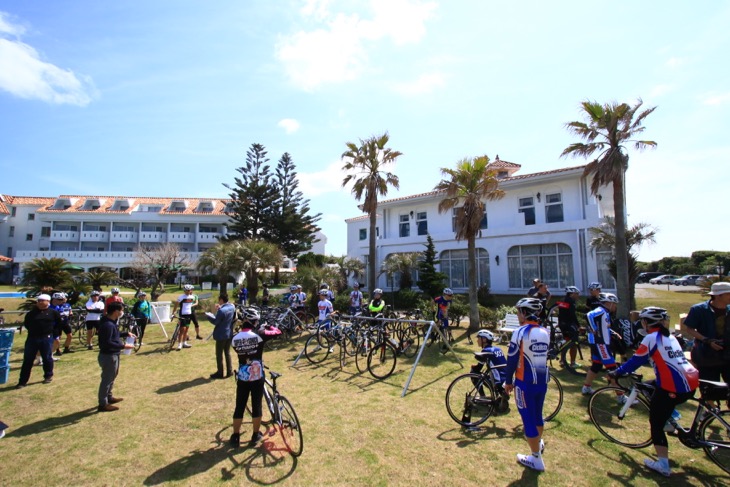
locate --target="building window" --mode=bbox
[8,226,14,237]
[439,249,490,289]
[518,198,535,225]
[507,243,574,289]
[595,249,616,289]
[7,247,12,257]
[416,212,428,236]
[26,234,33,241]
[359,229,367,241]
[41,227,51,237]
[10,207,16,217]
[28,213,35,221]
[452,208,488,232]
[545,193,564,223]
[399,215,410,238]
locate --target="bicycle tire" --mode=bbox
[278,395,304,457]
[367,341,397,380]
[355,336,376,373]
[131,324,142,352]
[700,409,730,474]
[77,318,90,345]
[558,338,590,376]
[445,373,496,427]
[167,325,180,352]
[543,373,564,422]
[587,386,652,448]
[304,334,331,364]
[401,325,421,359]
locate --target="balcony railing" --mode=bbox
[139,232,166,243]
[80,231,109,242]
[168,232,195,243]
[110,231,138,242]
[50,231,79,242]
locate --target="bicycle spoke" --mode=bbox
[700,409,730,474]
[445,373,495,427]
[588,386,651,448]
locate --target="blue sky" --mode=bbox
[1,1,728,261]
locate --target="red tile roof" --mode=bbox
[10,195,235,215]
[0,255,12,262]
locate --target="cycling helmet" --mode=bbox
[443,288,454,296]
[639,306,669,324]
[183,284,194,291]
[587,282,602,290]
[297,285,303,289]
[320,283,329,289]
[515,297,543,313]
[90,290,101,297]
[353,283,360,288]
[241,308,260,322]
[110,287,120,294]
[373,288,383,295]
[598,292,618,303]
[137,291,147,297]
[476,329,495,341]
[52,292,65,300]
[565,286,581,295]
[318,289,328,296]
[290,285,298,291]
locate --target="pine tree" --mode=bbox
[224,143,278,240]
[417,235,447,298]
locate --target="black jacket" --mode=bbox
[23,307,62,338]
[98,316,128,354]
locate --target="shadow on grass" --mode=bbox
[156,377,210,394]
[9,407,98,437]
[437,419,522,447]
[144,426,298,486]
[505,466,542,486]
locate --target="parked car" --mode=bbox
[673,275,701,286]
[695,275,715,286]
[636,272,664,283]
[649,274,680,285]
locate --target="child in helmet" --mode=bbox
[472,329,509,412]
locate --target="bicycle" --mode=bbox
[544,305,591,376]
[445,355,564,428]
[243,367,303,457]
[588,373,730,474]
[164,314,187,352]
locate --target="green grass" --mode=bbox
[1,304,727,486]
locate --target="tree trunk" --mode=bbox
[368,210,377,293]
[273,265,280,286]
[613,173,631,317]
[467,236,480,331]
[247,269,259,304]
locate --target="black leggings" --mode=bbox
[233,378,264,419]
[650,387,695,447]
[135,318,148,341]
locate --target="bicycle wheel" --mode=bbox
[167,325,180,352]
[559,339,590,376]
[445,373,496,427]
[304,334,331,364]
[367,341,397,380]
[401,325,421,359]
[355,336,376,373]
[700,409,730,474]
[277,396,303,457]
[131,324,142,352]
[587,386,652,448]
[77,318,89,345]
[543,373,564,422]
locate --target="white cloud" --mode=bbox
[276,0,437,91]
[0,12,96,106]
[391,72,444,95]
[665,57,683,68]
[278,118,301,133]
[648,83,674,98]
[701,92,730,106]
[299,159,347,197]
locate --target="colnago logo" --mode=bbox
[530,343,548,353]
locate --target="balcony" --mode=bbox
[13,250,203,265]
[139,232,166,243]
[197,232,223,242]
[111,231,138,242]
[80,231,109,242]
[50,231,79,242]
[168,232,195,243]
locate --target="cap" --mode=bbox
[709,282,730,296]
[37,294,51,301]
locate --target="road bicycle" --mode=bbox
[164,314,188,352]
[588,373,730,474]
[116,312,142,352]
[543,305,591,376]
[365,320,421,380]
[445,356,563,428]
[243,367,303,457]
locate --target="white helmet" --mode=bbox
[373,288,383,295]
[476,329,495,341]
[598,293,618,304]
[588,282,602,290]
[52,292,65,300]
[290,285,298,291]
[639,306,668,323]
[110,287,120,294]
[515,297,543,313]
[241,308,260,322]
[565,286,581,295]
[183,284,194,291]
[443,288,454,296]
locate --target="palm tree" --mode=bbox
[380,252,420,290]
[589,217,657,310]
[342,132,402,292]
[196,241,246,291]
[20,257,74,296]
[561,99,657,316]
[238,240,283,303]
[80,270,120,291]
[434,156,505,331]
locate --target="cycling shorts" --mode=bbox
[179,315,192,327]
[61,322,72,335]
[558,323,579,342]
[590,343,616,371]
[514,381,547,438]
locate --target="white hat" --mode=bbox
[709,282,730,296]
[37,294,51,301]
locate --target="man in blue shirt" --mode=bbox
[682,281,730,383]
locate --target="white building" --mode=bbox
[0,194,326,283]
[345,159,616,294]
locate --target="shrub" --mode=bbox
[477,285,494,307]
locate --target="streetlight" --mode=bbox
[716,265,725,279]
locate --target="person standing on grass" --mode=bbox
[97,302,135,412]
[585,282,602,310]
[349,283,363,315]
[85,290,105,350]
[556,286,581,368]
[131,292,151,346]
[582,293,621,396]
[105,288,124,311]
[238,285,248,307]
[504,297,550,472]
[229,308,281,448]
[51,292,74,356]
[261,284,270,307]
[172,285,197,349]
[208,294,236,379]
[16,294,62,388]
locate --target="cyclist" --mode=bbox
[367,288,386,316]
[172,284,197,350]
[556,286,581,368]
[608,307,699,478]
[349,283,363,315]
[320,283,335,301]
[504,297,550,472]
[433,288,454,351]
[261,284,270,307]
[85,291,105,350]
[582,293,621,396]
[229,308,281,448]
[472,329,509,413]
[585,282,602,310]
[131,292,151,346]
[51,292,74,356]
[316,289,334,327]
[105,288,124,311]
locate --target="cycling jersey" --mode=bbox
[177,294,195,316]
[505,321,550,386]
[476,345,508,384]
[368,298,385,314]
[586,306,613,346]
[556,296,578,326]
[231,326,280,381]
[317,298,333,322]
[85,299,105,321]
[349,290,363,308]
[434,296,450,319]
[615,330,699,394]
[50,302,71,323]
